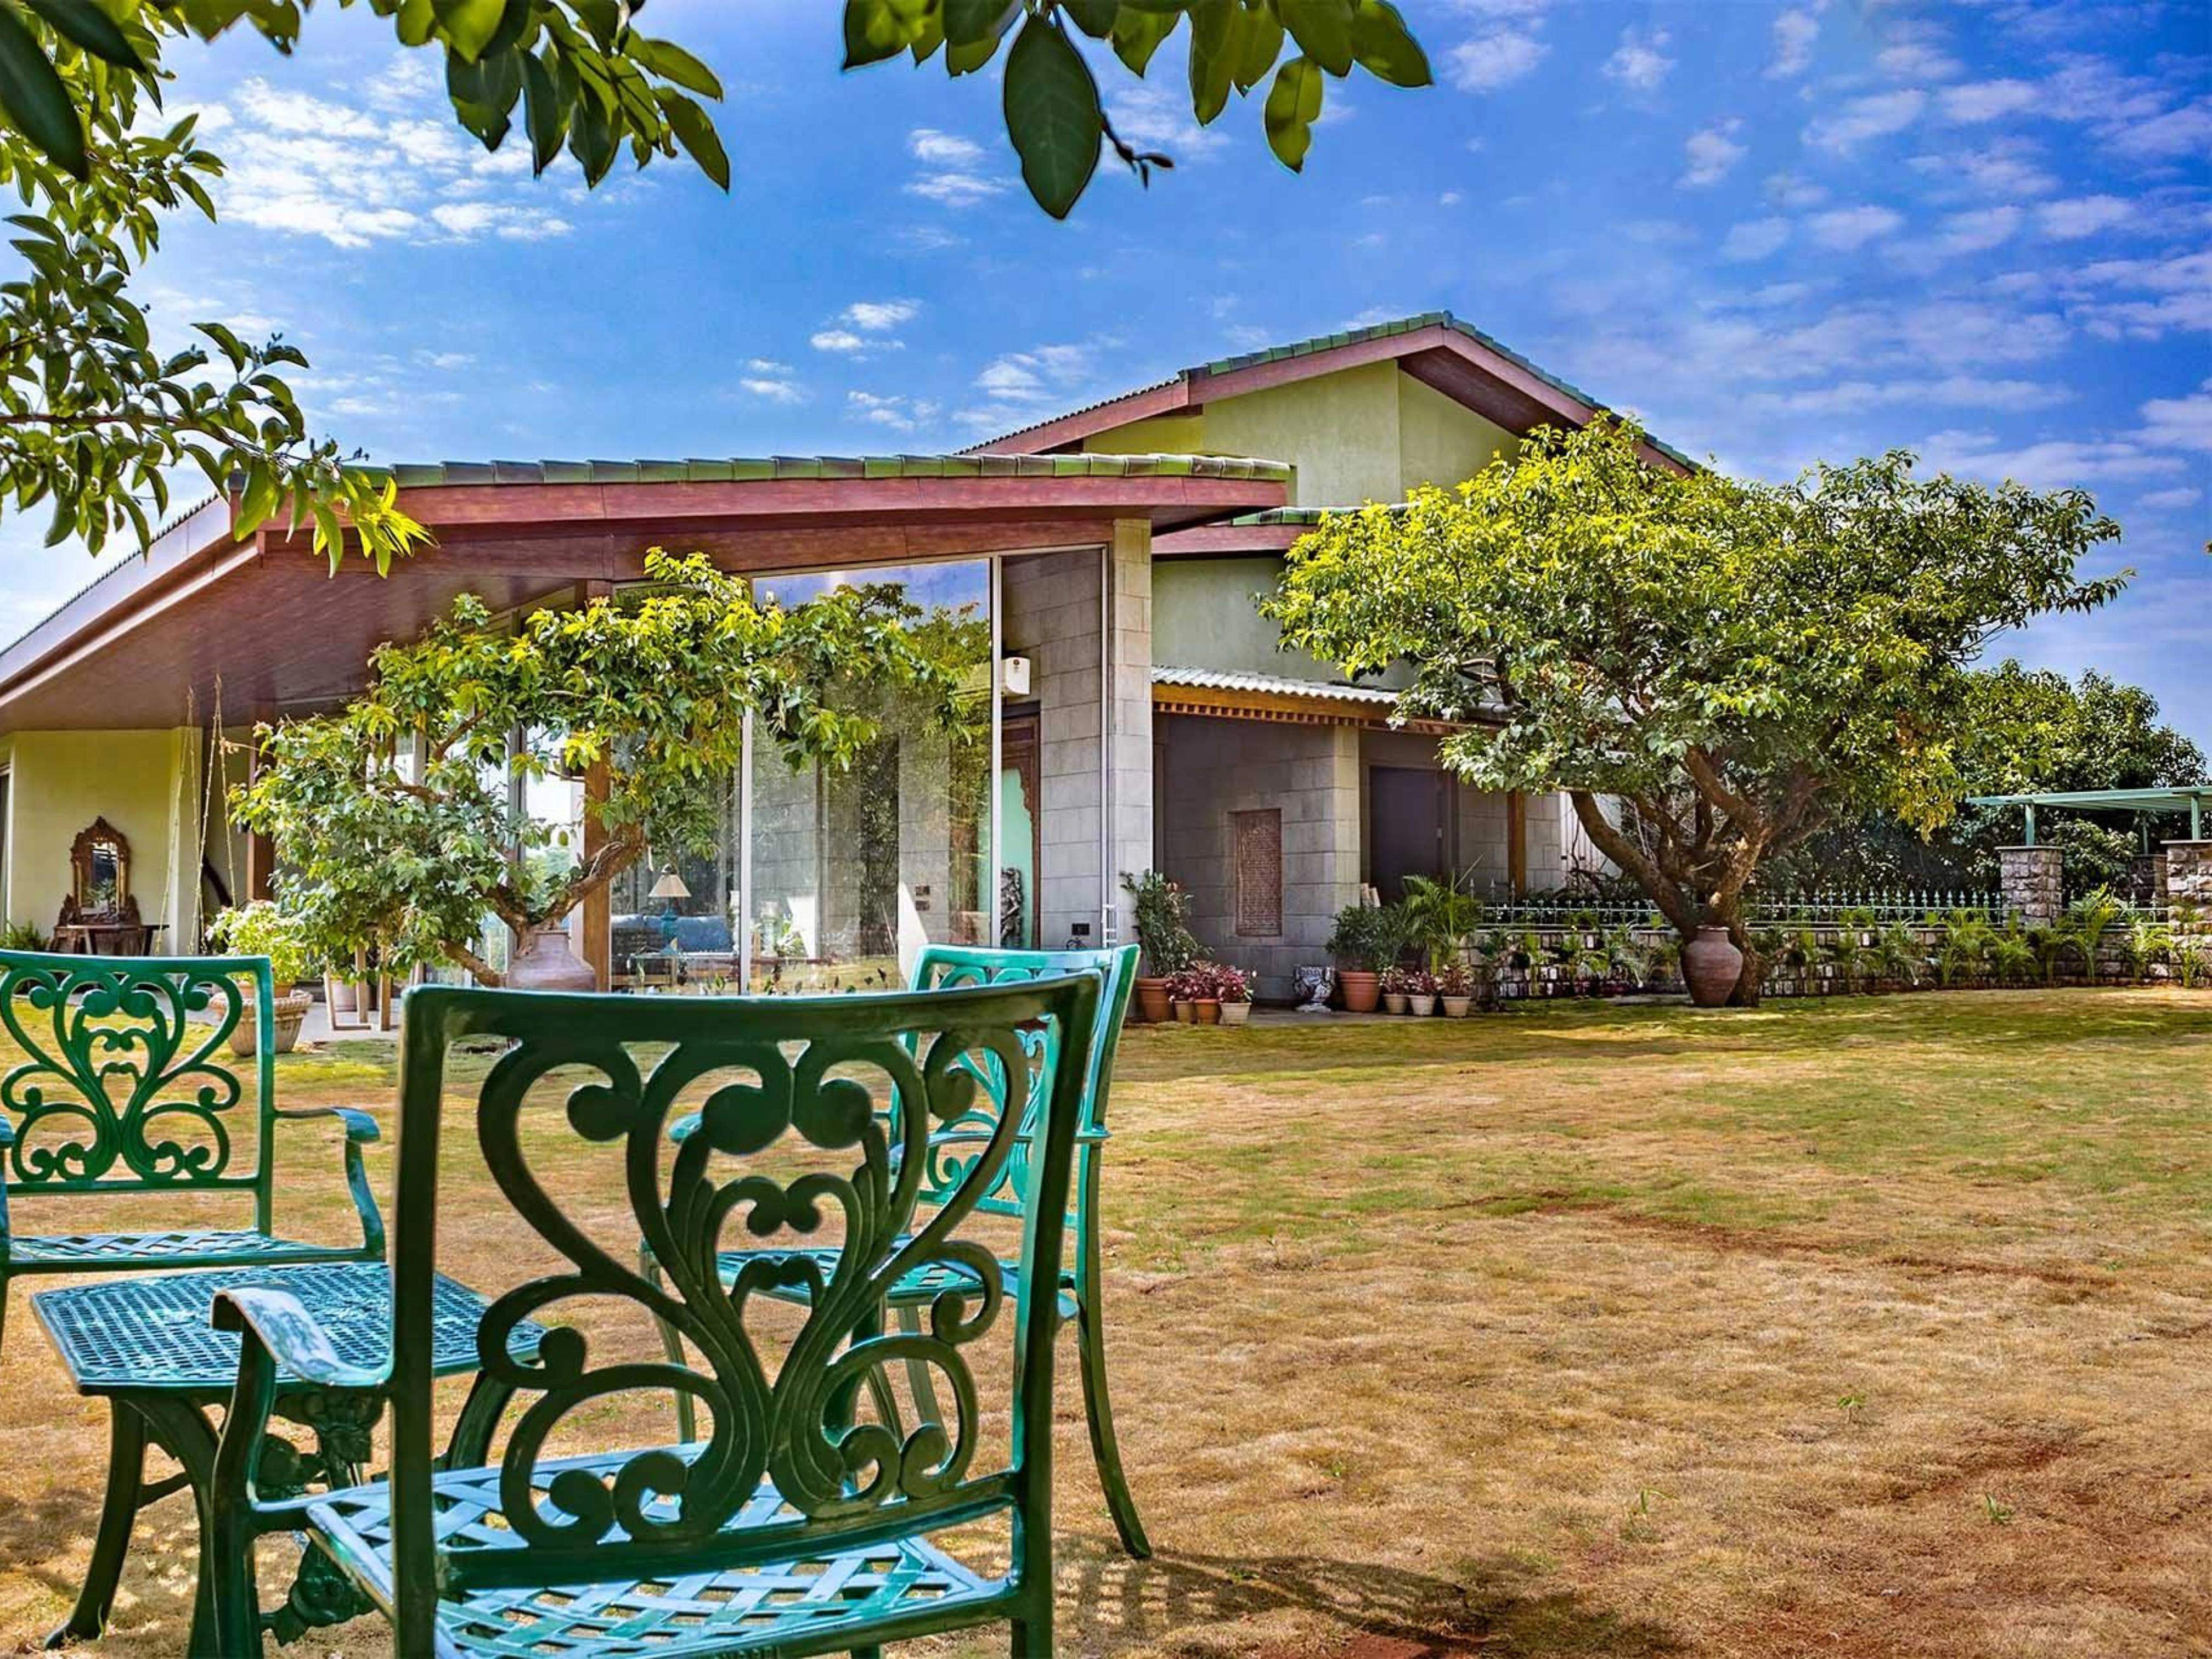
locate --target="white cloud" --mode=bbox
[1767,8,1819,78]
[1765,171,1829,210]
[1938,79,2040,123]
[1446,30,1548,92]
[2137,382,2212,454]
[2136,487,2203,511]
[1601,27,1673,92]
[1875,24,1961,83]
[1105,84,1228,158]
[1679,121,1745,188]
[1721,217,1792,261]
[847,390,940,433]
[843,300,919,332]
[956,342,1102,431]
[1916,138,2056,199]
[414,350,475,370]
[1741,375,2067,417]
[205,61,584,249]
[904,127,1007,206]
[1934,205,2023,256]
[1805,205,1905,250]
[740,377,805,403]
[746,358,793,374]
[2057,251,2212,340]
[2103,98,2212,160]
[1805,90,1926,151]
[2036,195,2134,239]
[1917,428,2186,488]
[809,330,871,354]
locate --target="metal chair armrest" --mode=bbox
[211,1286,391,1393]
[274,1104,381,1143]
[0,1110,14,1146]
[272,1107,387,1257]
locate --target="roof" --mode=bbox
[380,452,1288,488]
[1967,788,2211,811]
[965,311,1694,471]
[1152,664,1400,706]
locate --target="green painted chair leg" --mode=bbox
[895,1304,943,1429]
[46,1403,146,1647]
[1076,1297,1152,1559]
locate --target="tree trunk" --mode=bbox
[1722,912,1763,1007]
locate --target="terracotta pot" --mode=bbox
[229,990,313,1057]
[1682,925,1745,1007]
[1134,977,1172,1024]
[508,924,598,992]
[1441,995,1473,1018]
[1409,994,1437,1017]
[1338,969,1380,1013]
[1193,997,1221,1025]
[1219,1000,1251,1027]
[1171,999,1195,1024]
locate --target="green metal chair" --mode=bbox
[204,973,1100,1657]
[0,948,383,1362]
[649,943,1152,1560]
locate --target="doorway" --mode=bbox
[1368,765,1446,901]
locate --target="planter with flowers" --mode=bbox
[1437,957,1476,1015]
[1407,968,1438,1017]
[1379,963,1415,1015]
[206,901,318,1055]
[1167,966,1220,1024]
[1211,962,1252,1026]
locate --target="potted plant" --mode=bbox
[1437,957,1475,1016]
[206,901,317,1054]
[1404,967,1436,1016]
[1379,963,1415,1015]
[1214,962,1252,1026]
[1165,965,1207,1024]
[1124,869,1200,1023]
[1187,962,1223,1025]
[1325,902,1391,1013]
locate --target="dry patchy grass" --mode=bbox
[1,989,2207,1657]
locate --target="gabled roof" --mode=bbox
[965,311,1692,472]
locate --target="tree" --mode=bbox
[1765,664,2207,891]
[228,550,963,982]
[2,3,1430,576]
[1265,420,2126,1003]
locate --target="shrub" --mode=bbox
[1122,870,1199,977]
[207,901,317,989]
[1327,904,1396,972]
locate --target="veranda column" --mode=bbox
[2163,842,2212,937]
[575,580,614,989]
[1999,844,2063,925]
[1104,519,1155,949]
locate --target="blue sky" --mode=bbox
[3,0,2207,740]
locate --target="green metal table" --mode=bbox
[31,1261,534,1656]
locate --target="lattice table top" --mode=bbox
[32,1261,536,1396]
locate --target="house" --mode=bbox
[0,313,1671,999]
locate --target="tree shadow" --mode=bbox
[1063,1543,1685,1656]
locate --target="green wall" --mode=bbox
[1397,371,1517,493]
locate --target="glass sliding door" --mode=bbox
[747,560,993,993]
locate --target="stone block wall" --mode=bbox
[2000,845,2064,924]
[1158,714,1362,1000]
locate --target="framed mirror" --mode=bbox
[70,818,129,917]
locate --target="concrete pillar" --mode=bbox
[1104,519,1154,951]
[1999,844,2063,925]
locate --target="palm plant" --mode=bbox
[2057,887,2124,984]
[1400,873,1485,974]
[2120,912,2172,982]
[1935,910,1995,988]
[1825,925,1867,995]
[1989,918,2039,986]
[1873,922,1925,989]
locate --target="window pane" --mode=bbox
[749,561,992,993]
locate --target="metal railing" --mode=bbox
[1481,889,2003,929]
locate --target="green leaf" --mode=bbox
[1263,52,1322,171]
[1002,14,1102,218]
[1277,0,1355,77]
[942,0,1006,47]
[630,35,722,98]
[24,0,144,70]
[1110,9,1177,76]
[1233,5,1285,92]
[842,0,907,67]
[1187,0,1236,125]
[432,0,506,60]
[1350,0,1430,87]
[0,2,86,178]
[657,89,727,189]
[1060,0,1118,37]
[521,47,564,172]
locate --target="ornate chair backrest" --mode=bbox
[0,949,277,1225]
[382,974,1100,1635]
[905,944,1137,1223]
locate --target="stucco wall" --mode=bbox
[1397,371,1518,493]
[2,727,200,945]
[1158,714,1362,1000]
[1152,556,1303,679]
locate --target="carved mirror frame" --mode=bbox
[69,817,131,919]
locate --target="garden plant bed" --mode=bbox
[1,990,2205,1656]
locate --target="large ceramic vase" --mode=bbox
[1681,925,1745,1007]
[228,989,313,1056]
[1338,969,1380,1013]
[508,924,598,992]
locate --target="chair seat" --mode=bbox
[303,1454,1002,1658]
[4,1228,369,1271]
[716,1249,1080,1324]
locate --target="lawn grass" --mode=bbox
[2,988,2207,1657]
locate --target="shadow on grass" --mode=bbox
[1065,1545,1683,1656]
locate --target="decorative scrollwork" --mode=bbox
[0,955,251,1188]
[466,1007,1043,1555]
